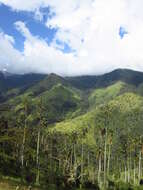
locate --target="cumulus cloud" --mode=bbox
[0,0,143,75]
[0,21,77,75]
[0,32,23,73]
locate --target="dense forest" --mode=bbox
[1,69,143,189]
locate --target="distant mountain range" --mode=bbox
[1,68,143,122]
[1,68,143,92]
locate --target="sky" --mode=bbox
[0,0,143,76]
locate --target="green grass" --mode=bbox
[0,179,41,190]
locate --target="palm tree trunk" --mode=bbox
[21,118,27,182]
[81,142,84,185]
[134,160,136,185]
[127,157,130,183]
[107,143,111,176]
[104,129,107,187]
[98,154,101,184]
[138,150,142,182]
[124,163,127,183]
[36,129,40,185]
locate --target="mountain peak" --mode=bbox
[110,68,143,75]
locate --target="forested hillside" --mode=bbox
[1,69,143,189]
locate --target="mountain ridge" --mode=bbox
[1,68,143,103]
[1,68,143,91]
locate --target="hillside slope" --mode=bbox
[1,69,143,189]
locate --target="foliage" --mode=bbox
[1,69,143,189]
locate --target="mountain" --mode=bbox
[1,68,143,189]
[1,68,143,93]
[1,68,143,129]
[3,73,82,124]
[1,68,143,108]
[88,81,135,107]
[67,69,143,89]
[51,92,143,136]
[0,72,46,102]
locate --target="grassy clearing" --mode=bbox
[0,179,40,190]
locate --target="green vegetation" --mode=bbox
[0,177,40,190]
[88,81,134,107]
[1,69,143,189]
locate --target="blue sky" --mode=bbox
[0,0,142,75]
[0,4,57,51]
[119,26,128,39]
[0,3,125,51]
[0,4,75,54]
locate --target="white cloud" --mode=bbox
[0,32,23,72]
[15,21,33,41]
[0,0,143,75]
[4,34,15,44]
[0,22,77,75]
